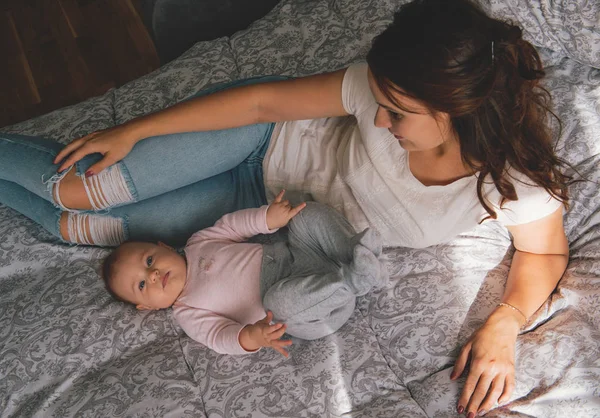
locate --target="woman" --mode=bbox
[0,0,570,415]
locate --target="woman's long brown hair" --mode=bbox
[367,0,570,220]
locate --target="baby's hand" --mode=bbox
[266,190,306,230]
[239,311,292,357]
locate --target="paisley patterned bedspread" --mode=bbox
[1,1,599,416]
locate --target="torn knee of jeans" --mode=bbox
[66,213,127,246]
[81,165,134,210]
[51,164,134,211]
[44,166,74,211]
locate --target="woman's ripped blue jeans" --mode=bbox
[0,76,285,247]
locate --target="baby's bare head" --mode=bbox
[102,241,187,310]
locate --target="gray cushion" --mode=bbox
[142,0,281,63]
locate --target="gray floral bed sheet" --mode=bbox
[1,1,599,417]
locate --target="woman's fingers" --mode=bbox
[54,138,87,167]
[465,370,494,416]
[57,148,89,173]
[53,142,77,165]
[57,136,103,172]
[478,376,505,413]
[85,153,120,177]
[454,318,518,415]
[498,372,515,404]
[54,131,102,165]
[55,128,136,174]
[458,365,481,413]
[58,145,99,173]
[451,342,471,380]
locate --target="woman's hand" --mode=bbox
[54,125,139,175]
[451,308,524,416]
[266,190,307,230]
[239,311,292,357]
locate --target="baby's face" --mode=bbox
[110,242,187,310]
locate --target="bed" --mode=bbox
[1,0,599,416]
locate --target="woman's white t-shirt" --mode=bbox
[262,62,562,248]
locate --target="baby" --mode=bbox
[102,191,387,356]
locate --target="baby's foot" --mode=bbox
[351,228,383,257]
[342,244,387,296]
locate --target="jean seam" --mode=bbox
[121,214,131,242]
[1,135,59,157]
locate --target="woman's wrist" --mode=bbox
[126,117,153,144]
[487,305,526,332]
[498,302,527,322]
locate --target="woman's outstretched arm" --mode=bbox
[452,206,568,416]
[55,69,349,174]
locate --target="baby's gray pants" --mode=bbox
[259,202,383,340]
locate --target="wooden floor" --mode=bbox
[0,0,160,128]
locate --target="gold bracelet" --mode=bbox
[497,302,527,322]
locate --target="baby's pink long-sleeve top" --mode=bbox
[172,206,276,355]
